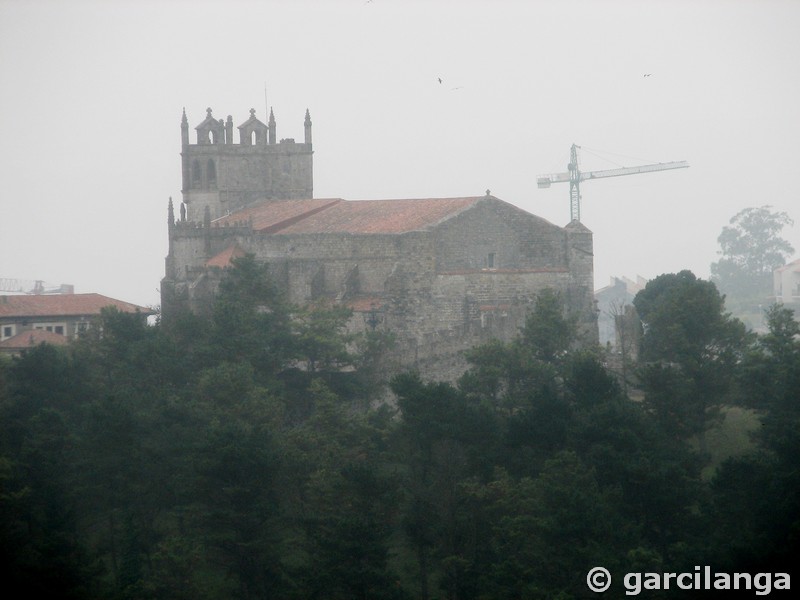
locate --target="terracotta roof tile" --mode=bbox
[437,268,570,275]
[346,296,385,312]
[0,329,69,349]
[280,197,482,234]
[213,197,483,235]
[775,258,800,273]
[213,199,343,231]
[206,243,246,268]
[0,294,151,318]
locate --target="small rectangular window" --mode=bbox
[488,253,495,269]
[2,325,13,340]
[34,322,67,335]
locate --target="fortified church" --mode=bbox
[162,107,597,379]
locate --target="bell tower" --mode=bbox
[180,106,313,222]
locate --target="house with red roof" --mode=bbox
[0,293,152,346]
[162,107,596,379]
[0,328,69,355]
[774,258,800,305]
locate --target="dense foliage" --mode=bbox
[1,261,797,599]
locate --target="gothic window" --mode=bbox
[251,130,257,146]
[207,159,216,187]
[192,160,202,188]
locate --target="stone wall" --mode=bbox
[163,197,597,380]
[433,198,569,271]
[181,109,313,222]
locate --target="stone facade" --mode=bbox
[181,107,312,222]
[163,108,597,380]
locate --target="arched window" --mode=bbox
[251,130,257,146]
[192,160,202,187]
[207,159,216,187]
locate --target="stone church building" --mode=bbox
[162,107,597,379]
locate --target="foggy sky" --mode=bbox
[2,0,799,309]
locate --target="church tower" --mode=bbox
[180,107,313,222]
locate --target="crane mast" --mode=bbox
[538,144,689,222]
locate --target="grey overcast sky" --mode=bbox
[1,0,799,308]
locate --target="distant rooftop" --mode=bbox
[0,293,152,318]
[0,329,69,351]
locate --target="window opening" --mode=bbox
[192,160,202,187]
[207,159,216,186]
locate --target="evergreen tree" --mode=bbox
[634,271,750,453]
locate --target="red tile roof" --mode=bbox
[346,296,385,312]
[775,258,800,273]
[437,268,570,275]
[214,199,343,232]
[0,294,151,318]
[213,197,483,235]
[206,243,246,268]
[0,329,69,349]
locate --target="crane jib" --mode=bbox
[535,145,689,222]
[582,161,689,181]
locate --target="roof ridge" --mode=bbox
[261,199,342,233]
[420,196,483,229]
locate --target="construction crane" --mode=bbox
[537,144,689,223]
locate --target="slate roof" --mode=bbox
[0,293,151,318]
[213,197,484,235]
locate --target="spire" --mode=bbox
[304,108,312,145]
[181,108,189,146]
[268,107,276,145]
[168,196,175,227]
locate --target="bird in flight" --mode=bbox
[438,77,443,84]
[643,73,652,77]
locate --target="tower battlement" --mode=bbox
[180,107,313,222]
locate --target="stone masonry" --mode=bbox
[162,107,597,381]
